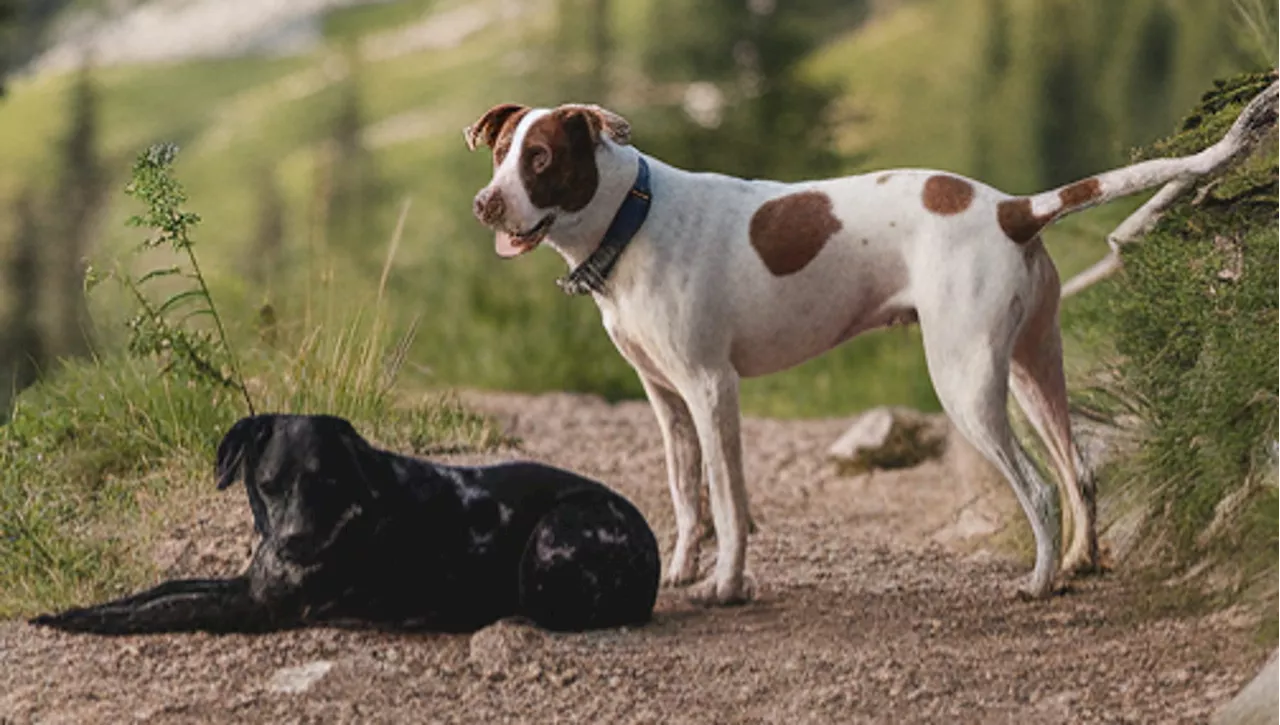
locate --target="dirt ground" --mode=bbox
[0,392,1270,724]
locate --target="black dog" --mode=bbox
[31,414,660,634]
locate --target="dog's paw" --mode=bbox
[662,567,699,589]
[1008,576,1068,602]
[686,571,756,607]
[1060,543,1113,579]
[662,547,702,588]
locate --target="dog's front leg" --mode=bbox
[680,371,754,605]
[640,376,704,587]
[29,577,283,634]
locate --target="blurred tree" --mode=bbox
[962,0,1226,193]
[47,64,106,359]
[637,0,865,181]
[970,0,1013,185]
[0,0,14,97]
[247,168,286,297]
[1125,1,1178,140]
[551,0,612,101]
[1,187,47,419]
[323,53,386,266]
[0,0,80,97]
[1032,0,1111,186]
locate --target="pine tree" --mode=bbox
[551,0,612,101]
[324,54,384,261]
[248,168,286,296]
[48,64,106,358]
[1,187,47,418]
[636,0,859,181]
[0,0,16,98]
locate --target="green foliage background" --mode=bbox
[0,0,1275,622]
[1,0,1270,419]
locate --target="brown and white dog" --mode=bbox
[463,88,1277,605]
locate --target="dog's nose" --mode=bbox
[473,188,505,225]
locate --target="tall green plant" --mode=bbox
[106,143,255,415]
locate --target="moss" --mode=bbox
[1138,70,1277,161]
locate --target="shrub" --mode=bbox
[1075,72,1277,580]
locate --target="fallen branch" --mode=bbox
[1061,78,1278,299]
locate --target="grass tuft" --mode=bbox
[0,153,504,619]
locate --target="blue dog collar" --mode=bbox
[556,156,652,296]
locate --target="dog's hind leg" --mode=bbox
[918,288,1061,599]
[1009,252,1098,576]
[518,491,661,631]
[29,577,282,635]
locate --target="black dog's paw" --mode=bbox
[29,609,92,632]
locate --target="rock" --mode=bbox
[828,407,948,474]
[468,618,546,679]
[932,507,1001,548]
[267,660,334,694]
[1210,648,1278,725]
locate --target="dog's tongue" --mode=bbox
[495,232,534,258]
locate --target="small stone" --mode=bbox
[1211,648,1278,725]
[467,618,546,679]
[828,407,947,473]
[267,661,333,694]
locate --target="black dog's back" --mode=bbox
[364,457,660,632]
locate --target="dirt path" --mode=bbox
[0,392,1268,724]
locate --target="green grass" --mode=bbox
[0,148,506,618]
[0,353,502,617]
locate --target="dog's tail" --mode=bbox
[997,79,1278,245]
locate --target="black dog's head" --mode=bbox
[215,415,384,559]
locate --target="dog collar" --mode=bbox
[556,156,652,296]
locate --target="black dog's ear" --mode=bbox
[327,417,383,500]
[215,416,272,490]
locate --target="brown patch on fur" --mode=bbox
[876,174,893,185]
[749,191,843,276]
[996,178,1101,246]
[491,109,530,166]
[1058,177,1101,209]
[556,104,632,146]
[997,198,1049,245]
[519,109,603,212]
[921,175,975,215]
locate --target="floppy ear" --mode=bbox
[558,104,632,146]
[215,417,270,490]
[464,103,529,151]
[332,419,383,500]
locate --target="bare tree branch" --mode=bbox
[1061,79,1279,299]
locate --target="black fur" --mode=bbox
[31,414,660,635]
